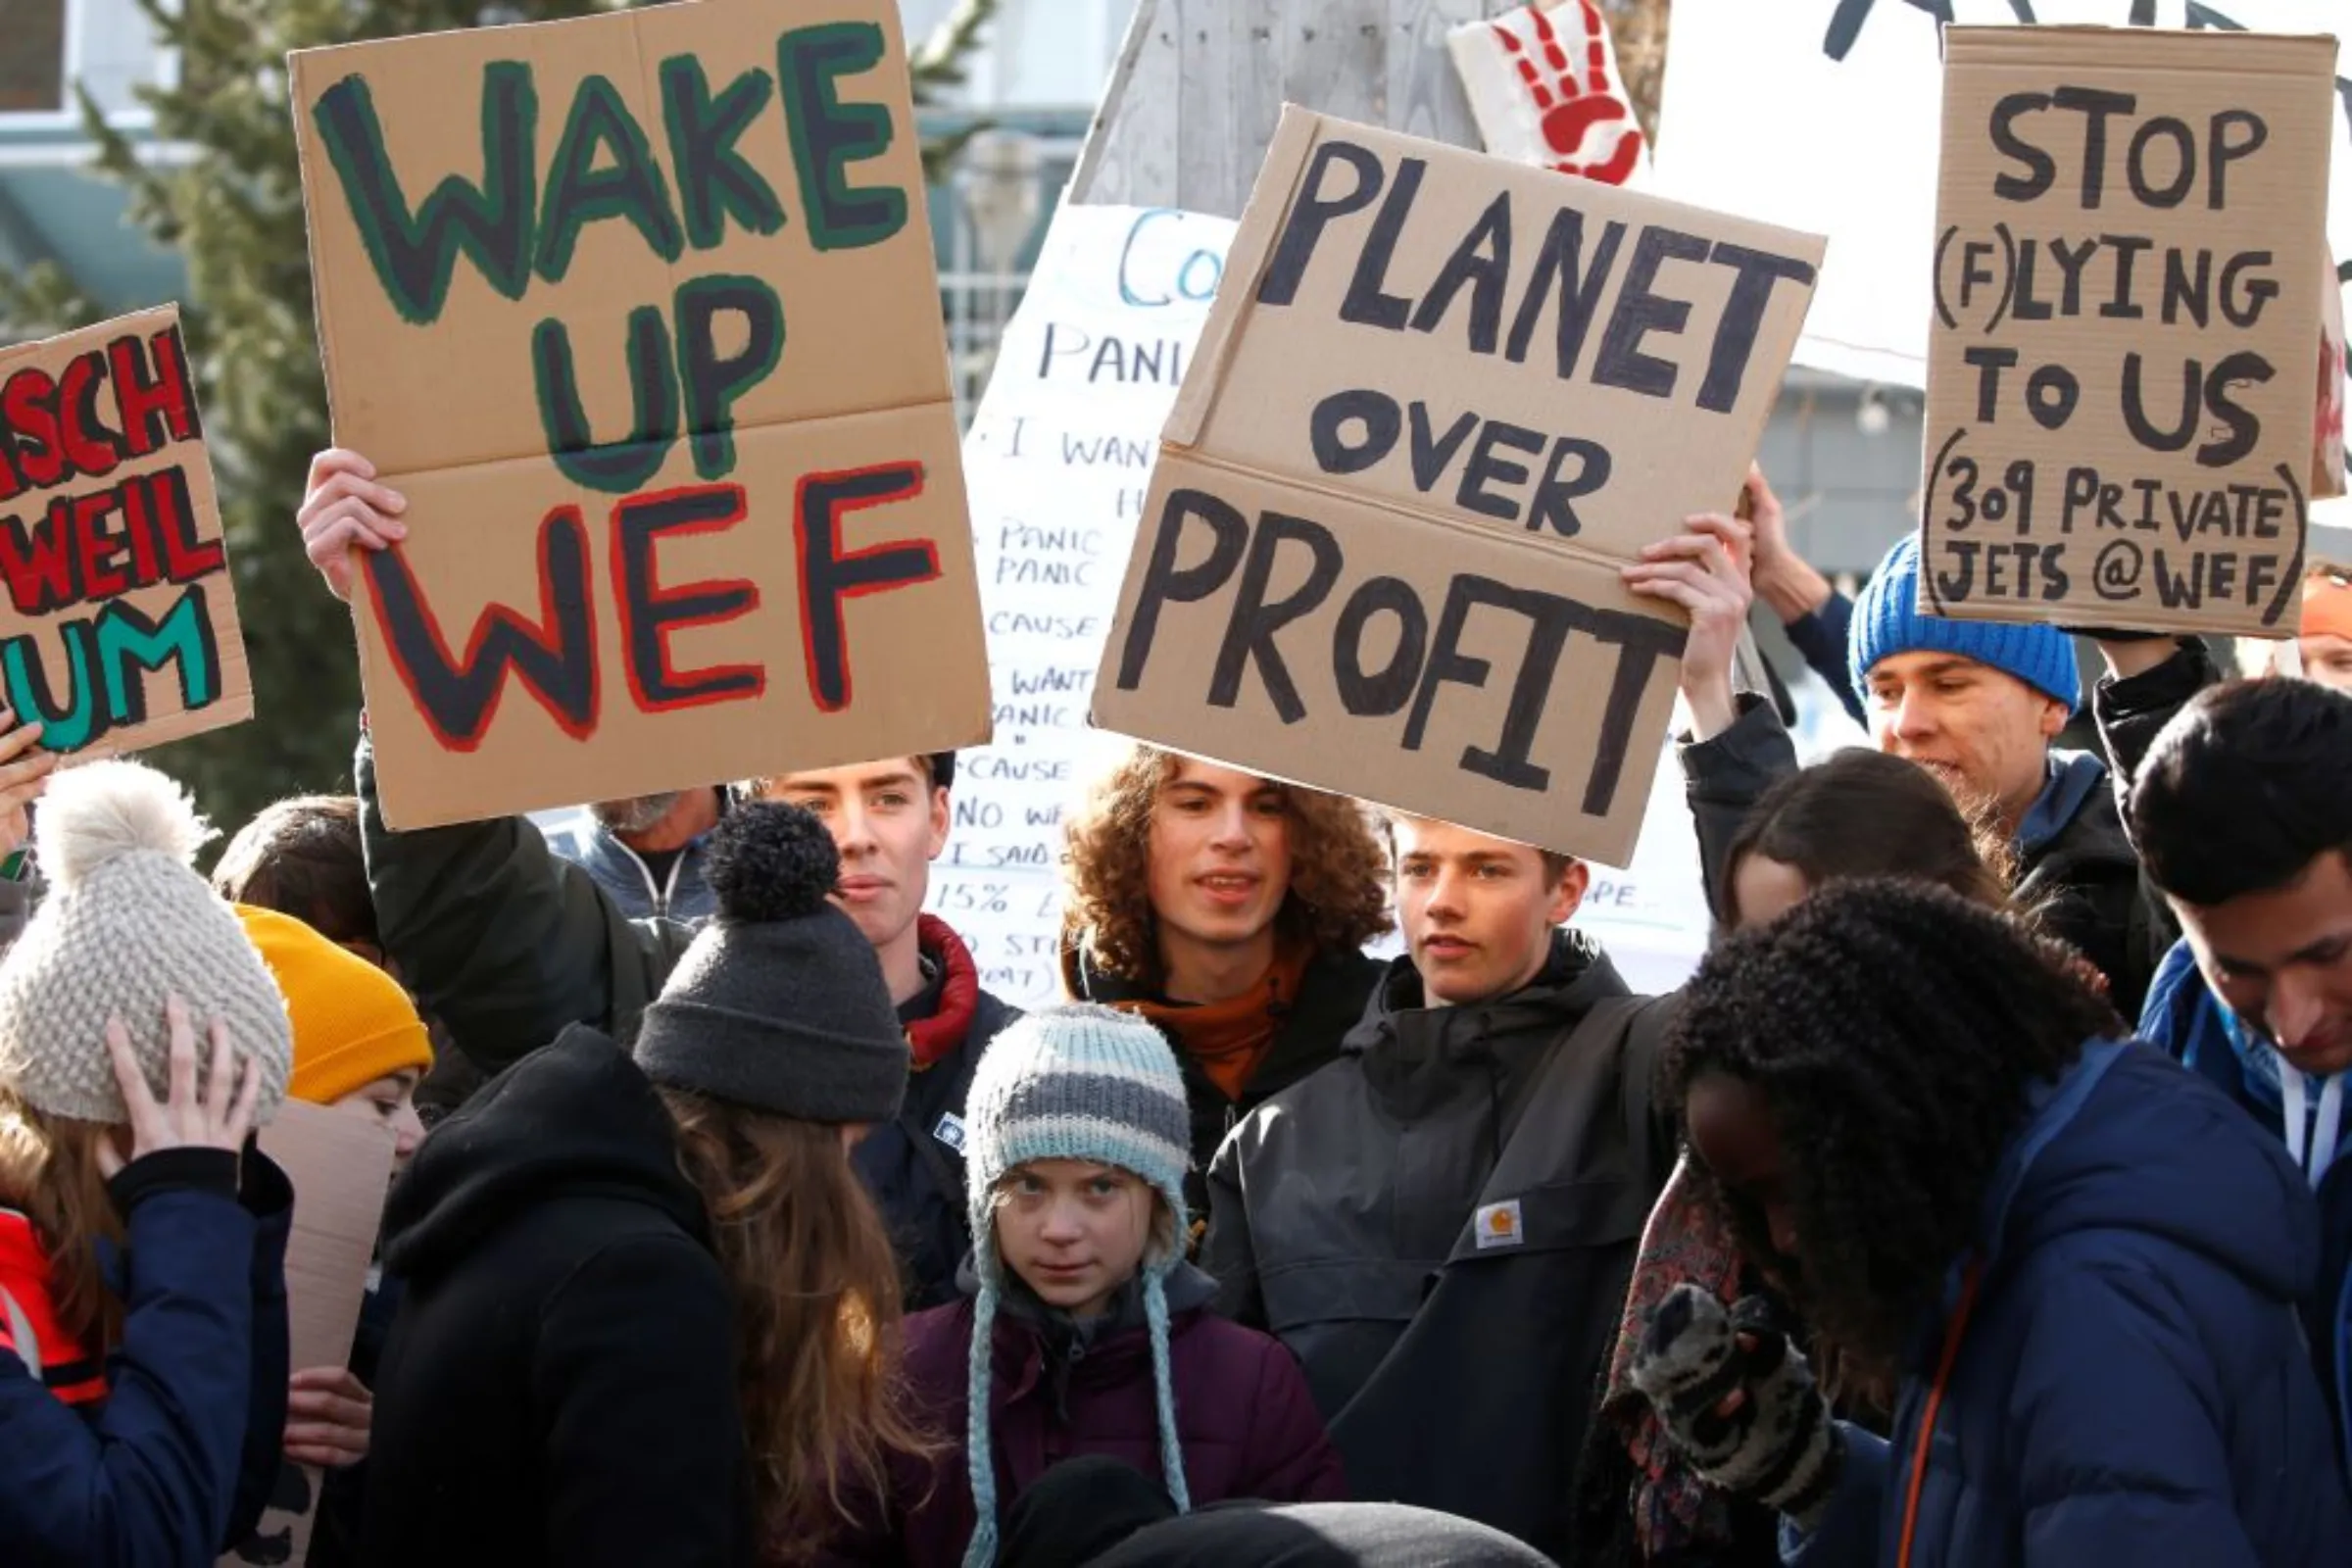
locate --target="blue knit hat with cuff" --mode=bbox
[1847,532,2082,710]
[959,1004,1194,1568]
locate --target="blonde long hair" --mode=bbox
[657,1088,933,1559]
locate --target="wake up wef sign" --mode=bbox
[291,0,989,829]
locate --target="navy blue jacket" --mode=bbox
[0,1147,293,1567]
[2141,939,2352,1482]
[1790,1039,2351,1567]
[853,1031,997,1310]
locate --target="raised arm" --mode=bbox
[1622,507,1799,925]
[306,447,679,1073]
[355,734,670,1072]
[1744,466,1864,724]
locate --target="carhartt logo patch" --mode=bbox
[933,1113,967,1152]
[1474,1200,1524,1250]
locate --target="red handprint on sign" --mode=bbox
[1491,1,1645,186]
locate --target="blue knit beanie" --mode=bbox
[1847,532,2081,710]
[958,1005,1193,1568]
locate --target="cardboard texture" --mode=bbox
[219,1101,396,1568]
[1090,108,1823,864]
[1922,26,2337,638]
[289,0,990,829]
[0,306,252,757]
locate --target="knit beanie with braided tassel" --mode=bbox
[0,760,292,1125]
[958,1004,1194,1568]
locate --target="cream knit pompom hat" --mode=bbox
[0,760,292,1125]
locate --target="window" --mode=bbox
[0,0,69,114]
[74,0,167,119]
[0,0,172,123]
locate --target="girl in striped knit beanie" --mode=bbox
[824,1004,1345,1566]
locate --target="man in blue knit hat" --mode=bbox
[1847,531,2161,1016]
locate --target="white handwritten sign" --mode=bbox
[925,205,1237,1004]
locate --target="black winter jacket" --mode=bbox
[363,1028,750,1568]
[2011,758,2165,1018]
[1203,932,1677,1557]
[1678,694,1801,926]
[2088,638,2224,805]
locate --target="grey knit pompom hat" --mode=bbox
[0,760,292,1125]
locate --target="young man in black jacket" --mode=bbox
[298,445,1013,1309]
[1203,812,1676,1559]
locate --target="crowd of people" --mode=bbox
[0,445,2344,1568]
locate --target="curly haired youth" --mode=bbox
[1060,745,1392,982]
[1662,880,2121,1387]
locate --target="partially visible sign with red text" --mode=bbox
[0,305,252,757]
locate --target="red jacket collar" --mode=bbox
[906,915,982,1070]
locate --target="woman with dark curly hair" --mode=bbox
[1059,745,1391,1210]
[1631,880,2350,1567]
[1574,747,2024,1568]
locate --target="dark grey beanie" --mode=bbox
[632,801,907,1123]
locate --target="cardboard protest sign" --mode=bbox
[1921,26,2335,638]
[0,307,252,756]
[1654,0,2352,424]
[290,0,989,829]
[220,1101,395,1568]
[1090,108,1823,864]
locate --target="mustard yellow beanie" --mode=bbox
[237,906,431,1106]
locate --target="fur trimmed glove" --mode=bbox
[1628,1284,1843,1531]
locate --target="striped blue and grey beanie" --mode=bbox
[959,1004,1193,1567]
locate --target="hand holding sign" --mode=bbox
[0,710,57,858]
[283,1366,372,1470]
[1621,513,1753,743]
[299,451,409,604]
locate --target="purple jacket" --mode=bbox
[825,1265,1346,1565]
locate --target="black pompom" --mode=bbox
[703,801,840,921]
